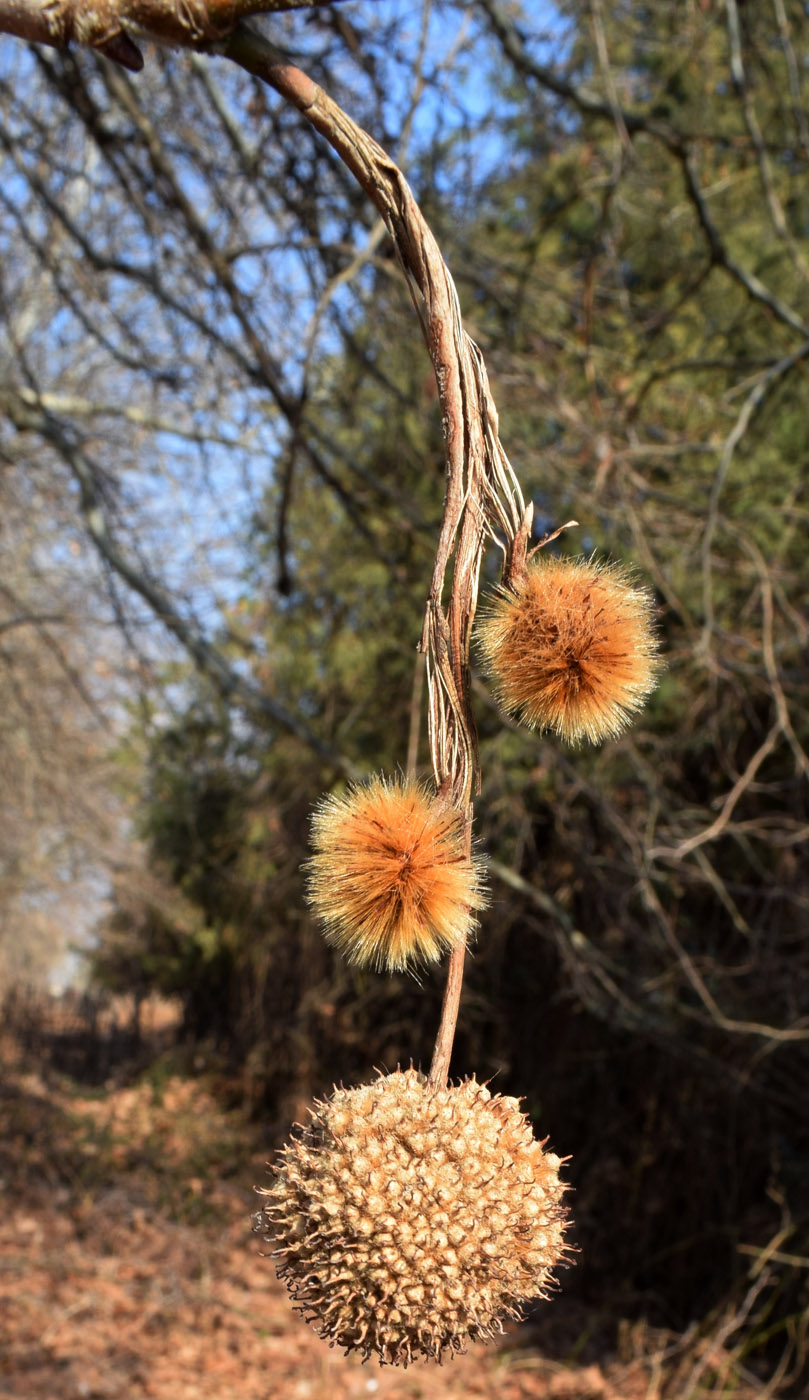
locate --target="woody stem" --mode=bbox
[427,806,473,1088]
[428,934,466,1090]
[224,23,486,1086]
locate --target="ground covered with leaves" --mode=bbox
[0,1014,781,1400]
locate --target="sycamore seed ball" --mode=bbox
[257,1068,570,1366]
[478,556,659,745]
[305,776,487,972]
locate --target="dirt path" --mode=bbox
[0,1065,685,1400]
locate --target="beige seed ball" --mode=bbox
[256,1068,570,1366]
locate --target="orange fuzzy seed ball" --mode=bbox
[478,556,659,745]
[306,776,486,972]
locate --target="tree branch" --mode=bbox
[217,20,533,1083]
[0,0,346,71]
[1,386,361,781]
[477,0,684,151]
[480,0,809,343]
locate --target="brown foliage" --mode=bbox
[0,1005,785,1400]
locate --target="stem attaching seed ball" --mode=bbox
[257,1068,570,1366]
[305,775,486,972]
[478,556,659,745]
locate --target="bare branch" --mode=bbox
[641,873,809,1042]
[0,0,347,70]
[477,0,683,150]
[1,385,361,781]
[681,147,809,338]
[699,339,809,646]
[216,20,535,1083]
[481,0,809,340]
[725,0,809,282]
[222,23,526,799]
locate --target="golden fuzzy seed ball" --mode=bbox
[477,556,659,745]
[305,776,487,972]
[256,1068,570,1366]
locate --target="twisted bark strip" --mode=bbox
[223,24,527,789]
[219,23,529,1085]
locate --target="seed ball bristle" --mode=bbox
[477,555,659,745]
[305,775,487,972]
[256,1067,570,1366]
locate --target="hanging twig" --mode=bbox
[220,21,530,1083]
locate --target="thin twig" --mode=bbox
[428,923,467,1089]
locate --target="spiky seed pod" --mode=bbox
[477,556,659,745]
[305,776,486,972]
[256,1068,569,1366]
